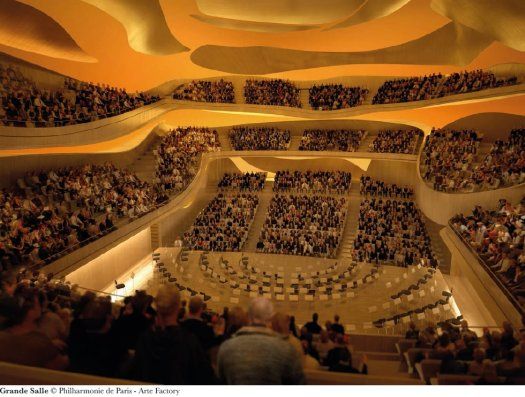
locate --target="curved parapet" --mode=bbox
[415,175,524,225]
[415,112,525,225]
[0,99,175,149]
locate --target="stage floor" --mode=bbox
[109,248,461,334]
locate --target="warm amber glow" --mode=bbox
[0,0,521,91]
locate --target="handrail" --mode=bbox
[448,221,524,315]
[0,99,171,139]
[0,99,161,129]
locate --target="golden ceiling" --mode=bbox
[0,0,523,90]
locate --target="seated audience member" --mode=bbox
[132,285,215,384]
[181,296,216,351]
[0,285,68,370]
[418,322,438,347]
[326,339,368,374]
[460,320,478,341]
[272,313,319,370]
[314,330,335,364]
[468,348,487,376]
[217,298,305,385]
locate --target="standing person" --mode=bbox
[304,312,322,334]
[181,296,216,351]
[217,298,305,385]
[132,285,215,384]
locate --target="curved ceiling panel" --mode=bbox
[0,0,95,62]
[190,13,318,33]
[81,0,188,56]
[327,0,412,30]
[195,0,365,25]
[191,23,493,74]
[431,0,525,52]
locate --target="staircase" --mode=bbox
[218,131,231,151]
[161,187,216,247]
[128,135,161,184]
[289,134,303,150]
[338,184,362,260]
[234,81,245,105]
[299,88,311,109]
[358,133,376,152]
[150,223,160,250]
[243,182,275,251]
[424,217,452,274]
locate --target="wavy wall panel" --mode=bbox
[191,23,493,74]
[431,0,525,51]
[195,0,365,25]
[81,0,188,55]
[0,0,95,62]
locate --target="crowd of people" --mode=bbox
[468,129,525,191]
[420,129,481,192]
[229,126,291,150]
[353,198,437,267]
[217,172,267,192]
[0,265,380,384]
[0,163,164,271]
[368,129,422,154]
[421,128,524,192]
[404,319,525,384]
[450,197,525,310]
[154,127,220,193]
[308,84,368,111]
[372,70,517,104]
[184,193,259,252]
[172,79,235,103]
[360,176,414,199]
[244,79,301,108]
[298,129,366,152]
[0,63,160,128]
[273,170,352,194]
[257,194,347,258]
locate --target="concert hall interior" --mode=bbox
[0,0,524,388]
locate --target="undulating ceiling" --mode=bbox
[0,0,522,91]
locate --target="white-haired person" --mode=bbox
[217,297,305,385]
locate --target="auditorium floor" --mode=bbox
[131,248,461,334]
